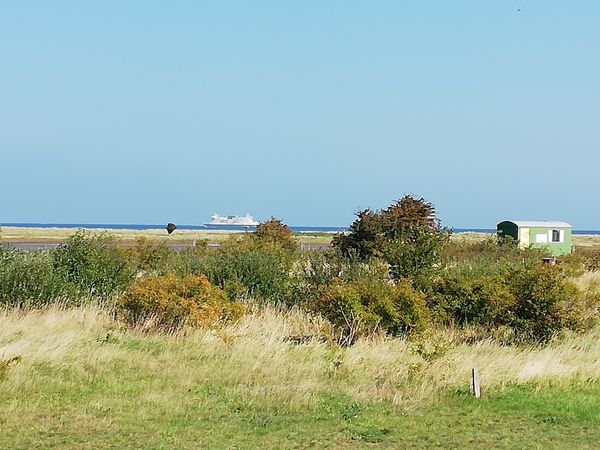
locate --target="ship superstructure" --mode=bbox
[204,214,259,227]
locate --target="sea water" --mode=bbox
[2,223,600,235]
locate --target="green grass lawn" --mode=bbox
[2,368,599,449]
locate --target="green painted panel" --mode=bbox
[527,227,572,256]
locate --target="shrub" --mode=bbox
[52,230,134,298]
[557,251,587,278]
[310,277,429,344]
[214,240,294,301]
[564,248,600,272]
[440,236,549,273]
[126,237,172,273]
[383,229,448,284]
[332,209,384,260]
[287,249,389,306]
[117,273,245,330]
[430,270,515,326]
[333,196,449,282]
[0,249,80,307]
[430,261,595,342]
[171,236,295,302]
[506,265,581,342]
[164,243,210,275]
[585,250,600,272]
[253,218,297,252]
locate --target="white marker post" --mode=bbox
[471,368,481,398]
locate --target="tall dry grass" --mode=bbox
[2,304,600,413]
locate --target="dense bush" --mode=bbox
[430,270,515,326]
[383,229,448,285]
[287,249,389,306]
[333,196,449,281]
[561,248,600,273]
[507,265,580,342]
[332,209,384,260]
[167,236,294,301]
[253,218,298,252]
[126,237,173,273]
[430,260,591,342]
[52,230,134,297]
[116,273,245,330]
[0,249,79,307]
[309,276,429,344]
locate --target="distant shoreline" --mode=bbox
[2,223,600,235]
[2,225,600,250]
[0,225,335,247]
[0,223,346,234]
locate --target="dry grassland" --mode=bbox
[3,302,600,412]
[0,226,333,246]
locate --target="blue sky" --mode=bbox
[1,1,598,228]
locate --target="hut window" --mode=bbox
[551,230,561,243]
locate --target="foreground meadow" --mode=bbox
[2,305,600,449]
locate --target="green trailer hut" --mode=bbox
[496,220,572,256]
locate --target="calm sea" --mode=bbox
[2,223,600,235]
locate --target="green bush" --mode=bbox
[562,248,600,272]
[332,209,385,260]
[116,273,245,330]
[383,229,448,284]
[430,270,515,326]
[333,196,448,282]
[169,236,294,302]
[310,276,429,344]
[287,249,390,307]
[212,240,294,301]
[440,237,549,274]
[253,218,298,252]
[126,237,173,273]
[52,230,134,298]
[0,249,80,307]
[507,265,580,342]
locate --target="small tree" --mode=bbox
[253,217,297,252]
[381,195,437,237]
[333,195,449,282]
[332,209,384,260]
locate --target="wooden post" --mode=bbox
[471,368,481,398]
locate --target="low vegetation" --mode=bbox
[2,305,600,448]
[2,197,600,447]
[116,273,245,331]
[2,197,600,342]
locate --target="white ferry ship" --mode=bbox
[204,214,259,227]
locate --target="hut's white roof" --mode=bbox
[499,220,572,228]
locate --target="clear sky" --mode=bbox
[1,1,598,228]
